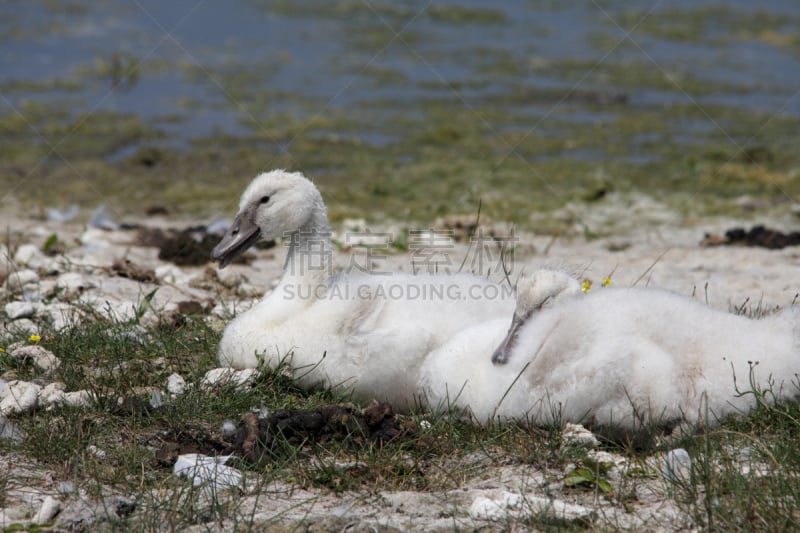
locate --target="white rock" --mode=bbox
[89,205,119,230]
[41,382,67,404]
[155,264,196,285]
[10,344,60,371]
[41,384,93,409]
[42,302,78,331]
[469,490,594,522]
[87,445,107,459]
[562,423,599,447]
[221,420,237,437]
[57,481,75,494]
[38,279,58,298]
[13,243,46,268]
[32,495,61,524]
[1,318,39,336]
[47,204,80,223]
[217,268,248,289]
[663,448,692,483]
[149,390,165,409]
[5,269,39,291]
[0,243,10,275]
[62,390,93,408]
[586,449,628,470]
[166,373,187,396]
[4,301,41,320]
[0,415,23,442]
[201,368,259,389]
[173,453,242,489]
[0,505,28,528]
[56,272,93,297]
[0,380,41,414]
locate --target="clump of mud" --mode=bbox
[154,402,406,467]
[702,225,800,249]
[234,402,405,463]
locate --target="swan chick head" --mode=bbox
[211,169,326,268]
[491,269,581,365]
[514,269,581,321]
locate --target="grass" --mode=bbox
[1,303,799,530]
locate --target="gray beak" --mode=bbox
[211,208,261,268]
[491,312,525,365]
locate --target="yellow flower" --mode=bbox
[581,280,592,293]
[0,347,4,353]
[602,276,612,287]
[29,334,41,343]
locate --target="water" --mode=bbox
[2,0,800,144]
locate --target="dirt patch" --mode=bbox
[150,402,405,468]
[702,224,800,249]
[234,402,406,463]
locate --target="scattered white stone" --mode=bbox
[469,490,594,523]
[217,268,248,289]
[237,282,263,298]
[0,380,41,414]
[62,390,94,408]
[166,373,187,396]
[89,204,120,230]
[334,461,369,471]
[0,243,10,273]
[42,302,78,330]
[5,269,39,291]
[1,318,39,336]
[562,423,599,447]
[56,272,93,297]
[663,448,692,483]
[221,420,238,437]
[0,415,23,442]
[173,453,242,489]
[47,204,79,223]
[13,243,46,269]
[4,301,41,320]
[201,368,259,389]
[87,445,107,460]
[118,325,149,346]
[0,506,28,528]
[10,344,60,372]
[40,382,66,402]
[586,449,628,470]
[32,495,61,525]
[149,390,165,409]
[154,264,197,285]
[57,481,75,494]
[40,383,94,409]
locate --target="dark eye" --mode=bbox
[260,195,270,204]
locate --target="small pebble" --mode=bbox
[4,301,40,320]
[166,373,186,396]
[0,380,41,415]
[57,480,75,494]
[5,269,39,291]
[663,448,692,483]
[87,445,107,460]
[32,495,61,525]
[221,420,237,437]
